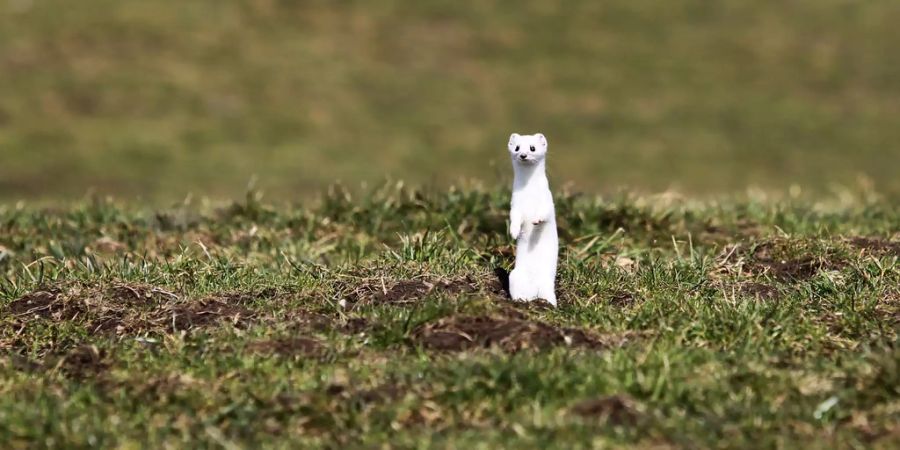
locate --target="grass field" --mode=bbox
[2,0,900,201]
[2,0,899,448]
[1,186,898,448]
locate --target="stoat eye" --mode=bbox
[530,146,536,152]
[514,146,519,152]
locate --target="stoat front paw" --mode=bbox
[509,222,522,239]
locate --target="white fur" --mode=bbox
[507,132,558,306]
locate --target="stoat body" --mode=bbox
[506,132,558,306]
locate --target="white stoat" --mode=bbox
[506,132,558,306]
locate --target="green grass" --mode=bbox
[1,185,898,448]
[1,1,899,446]
[2,0,900,201]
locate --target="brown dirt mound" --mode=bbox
[498,299,557,314]
[849,237,900,257]
[348,277,477,305]
[92,294,256,334]
[87,284,182,333]
[739,282,780,300]
[56,345,110,380]
[411,314,621,353]
[340,317,373,334]
[246,337,322,357]
[749,243,845,281]
[700,220,761,243]
[166,297,255,331]
[880,291,900,325]
[758,257,831,281]
[608,290,636,307]
[2,353,43,372]
[105,284,179,305]
[6,288,81,320]
[4,283,261,336]
[4,344,111,379]
[124,373,197,401]
[324,383,403,404]
[352,384,403,404]
[289,311,374,335]
[570,394,643,425]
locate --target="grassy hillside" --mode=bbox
[2,0,900,201]
[1,186,898,448]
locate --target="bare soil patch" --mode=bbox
[288,310,375,335]
[3,344,111,380]
[411,313,627,353]
[607,290,636,307]
[739,282,780,300]
[166,296,255,331]
[352,383,404,404]
[570,394,643,426]
[6,287,81,320]
[246,337,322,358]
[848,237,900,257]
[124,373,197,401]
[878,291,900,325]
[339,317,374,334]
[501,298,556,312]
[325,382,404,405]
[56,345,110,381]
[749,242,845,282]
[347,277,477,305]
[700,220,761,244]
[3,283,262,336]
[92,292,257,334]
[2,353,43,372]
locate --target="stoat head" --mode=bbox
[508,133,548,166]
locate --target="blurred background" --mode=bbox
[1,0,899,203]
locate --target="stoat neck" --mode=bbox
[512,159,548,190]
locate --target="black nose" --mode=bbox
[519,154,527,160]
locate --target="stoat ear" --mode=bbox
[536,133,547,147]
[508,133,520,148]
